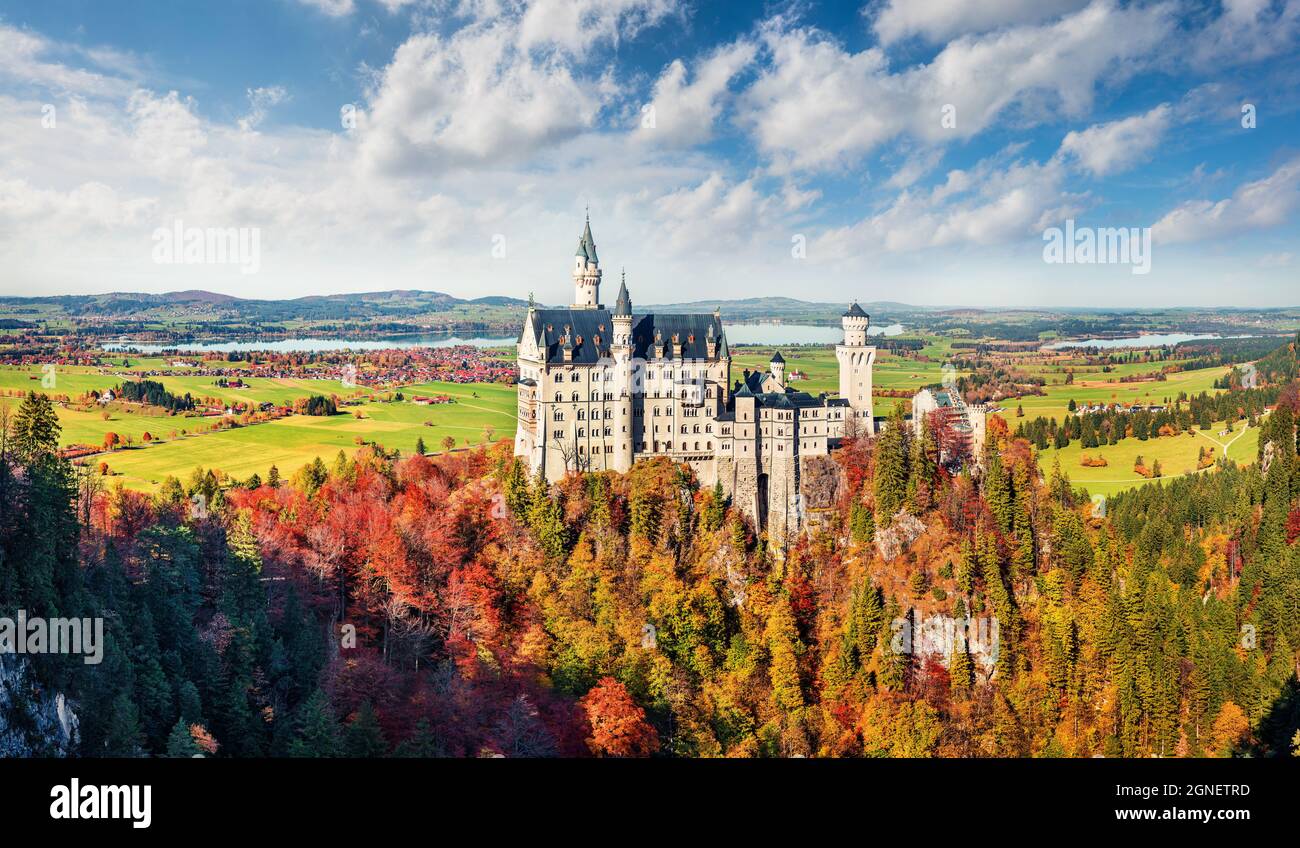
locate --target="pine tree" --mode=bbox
[289,689,341,758]
[166,719,200,757]
[344,702,388,757]
[874,404,910,525]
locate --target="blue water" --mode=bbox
[1045,333,1247,350]
[104,322,907,353]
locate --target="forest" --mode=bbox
[1,339,1298,758]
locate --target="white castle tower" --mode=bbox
[610,271,635,472]
[835,302,876,434]
[572,214,601,309]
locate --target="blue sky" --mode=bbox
[0,0,1297,307]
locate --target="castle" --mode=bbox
[514,217,983,538]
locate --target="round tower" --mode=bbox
[835,302,875,435]
[841,301,869,346]
[572,214,601,309]
[769,350,786,388]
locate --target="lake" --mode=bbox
[104,322,906,353]
[1045,333,1248,350]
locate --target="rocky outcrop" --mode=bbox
[0,654,79,757]
[874,511,927,562]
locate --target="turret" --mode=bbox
[769,350,786,388]
[612,270,632,346]
[572,214,602,309]
[841,302,869,346]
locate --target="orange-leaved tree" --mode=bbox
[579,677,658,758]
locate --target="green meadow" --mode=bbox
[1035,419,1261,498]
[1008,363,1233,425]
[0,363,517,491]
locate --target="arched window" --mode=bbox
[571,392,579,402]
[554,392,562,402]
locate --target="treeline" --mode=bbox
[1016,386,1278,451]
[115,379,196,412]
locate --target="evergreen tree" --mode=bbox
[874,404,910,525]
[344,702,388,757]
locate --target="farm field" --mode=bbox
[1,372,517,491]
[1009,363,1234,425]
[1034,418,1261,497]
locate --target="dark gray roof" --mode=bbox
[614,279,631,316]
[770,350,785,364]
[844,302,869,319]
[526,309,725,365]
[580,218,598,263]
[631,313,725,361]
[527,308,614,365]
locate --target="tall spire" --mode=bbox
[614,268,631,317]
[581,214,598,264]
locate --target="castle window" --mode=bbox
[554,392,562,402]
[553,430,562,439]
[578,428,585,437]
[681,442,686,451]
[707,442,712,450]
[553,411,564,421]
[556,373,564,382]
[571,392,579,402]
[577,409,585,420]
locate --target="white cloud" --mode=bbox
[238,86,289,132]
[739,2,1175,174]
[294,0,356,17]
[814,153,1082,258]
[1057,103,1171,176]
[872,0,1091,45]
[517,0,679,56]
[0,23,137,97]
[1153,155,1300,244]
[636,40,756,147]
[1193,0,1300,67]
[357,21,601,175]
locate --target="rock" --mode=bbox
[874,510,927,562]
[0,654,79,757]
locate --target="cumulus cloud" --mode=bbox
[357,22,602,175]
[636,40,756,147]
[1057,103,1172,176]
[740,2,1175,174]
[814,153,1082,258]
[517,0,679,56]
[1153,155,1300,244]
[872,0,1091,45]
